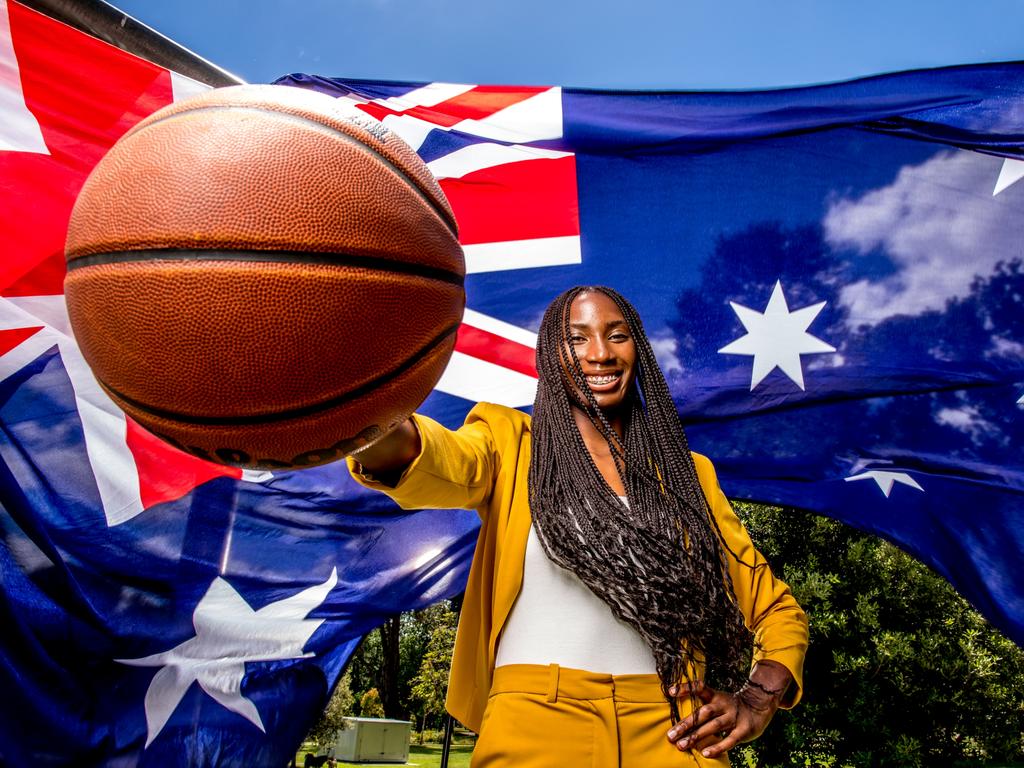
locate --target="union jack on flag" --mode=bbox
[4,0,1024,764]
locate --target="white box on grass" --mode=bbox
[330,717,412,764]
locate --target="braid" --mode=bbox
[528,285,759,723]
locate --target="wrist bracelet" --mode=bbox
[742,678,784,698]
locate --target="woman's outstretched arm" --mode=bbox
[349,417,421,487]
[347,405,506,512]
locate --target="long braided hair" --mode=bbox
[528,285,756,722]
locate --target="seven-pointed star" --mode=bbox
[718,280,836,390]
[994,157,1024,196]
[118,568,338,746]
[845,471,924,498]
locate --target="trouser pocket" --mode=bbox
[472,691,597,768]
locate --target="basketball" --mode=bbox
[64,84,464,470]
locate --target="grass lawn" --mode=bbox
[405,742,474,768]
[295,742,1024,768]
[296,736,475,768]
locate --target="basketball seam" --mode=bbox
[65,248,465,286]
[121,103,460,238]
[97,323,461,426]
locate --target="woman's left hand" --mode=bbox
[665,661,793,759]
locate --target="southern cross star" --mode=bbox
[118,568,338,746]
[845,471,924,498]
[718,280,836,391]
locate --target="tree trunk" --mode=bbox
[378,615,402,719]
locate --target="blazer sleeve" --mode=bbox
[346,403,498,513]
[692,453,809,709]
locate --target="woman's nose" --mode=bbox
[585,338,613,362]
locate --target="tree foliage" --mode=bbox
[409,604,459,738]
[304,670,354,750]
[344,601,459,724]
[733,503,1024,767]
[359,687,385,719]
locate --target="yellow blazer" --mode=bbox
[348,402,808,733]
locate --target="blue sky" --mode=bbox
[111,0,1024,89]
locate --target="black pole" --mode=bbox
[439,714,454,768]
[15,0,243,86]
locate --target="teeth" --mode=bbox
[586,373,620,385]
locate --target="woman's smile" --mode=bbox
[583,370,623,391]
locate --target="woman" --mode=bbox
[348,286,808,767]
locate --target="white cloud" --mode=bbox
[934,404,1004,446]
[823,150,1013,327]
[987,336,1024,361]
[806,352,846,371]
[649,329,683,375]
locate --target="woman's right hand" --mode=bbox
[348,416,421,485]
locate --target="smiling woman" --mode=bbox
[562,291,638,443]
[348,285,808,767]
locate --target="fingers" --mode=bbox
[666,702,709,742]
[665,687,759,758]
[665,680,716,740]
[699,729,743,759]
[664,678,783,758]
[670,680,714,703]
[691,732,723,752]
[671,712,734,753]
[666,693,729,744]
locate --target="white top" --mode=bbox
[494,498,657,674]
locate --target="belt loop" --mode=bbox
[546,664,560,703]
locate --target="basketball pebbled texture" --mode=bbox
[64,84,465,469]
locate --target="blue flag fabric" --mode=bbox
[278,65,1024,645]
[2,7,479,764]
[2,8,1022,761]
[0,349,478,766]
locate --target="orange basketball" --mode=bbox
[64,84,464,470]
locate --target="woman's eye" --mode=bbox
[610,334,629,342]
[569,335,586,343]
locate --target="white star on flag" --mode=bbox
[118,568,338,746]
[718,280,836,390]
[993,157,1024,196]
[1018,392,1023,405]
[845,471,924,498]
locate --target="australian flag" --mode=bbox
[2,0,1022,764]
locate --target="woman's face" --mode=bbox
[562,291,638,414]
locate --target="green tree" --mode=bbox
[732,503,1024,767]
[346,628,380,715]
[409,604,459,741]
[378,615,402,718]
[345,601,459,720]
[360,687,385,718]
[304,670,355,750]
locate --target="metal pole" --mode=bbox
[15,0,244,86]
[439,714,454,768]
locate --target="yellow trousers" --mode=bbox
[471,664,730,768]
